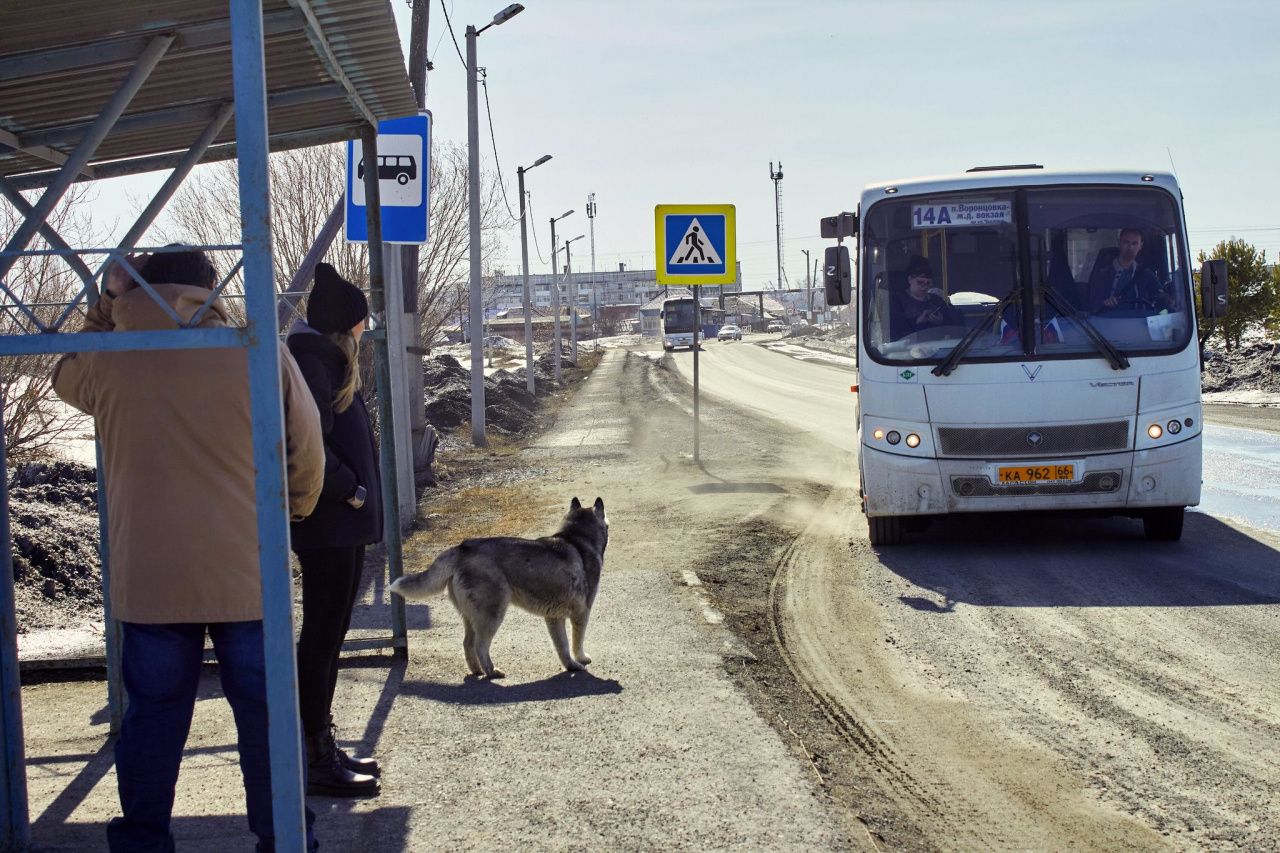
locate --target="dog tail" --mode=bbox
[389,547,459,601]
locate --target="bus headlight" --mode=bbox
[1167,419,1182,435]
[873,427,885,441]
[886,430,901,445]
[905,433,921,448]
[1147,424,1163,440]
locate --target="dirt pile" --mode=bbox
[422,352,574,437]
[7,461,102,633]
[1201,341,1280,394]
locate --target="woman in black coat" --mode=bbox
[288,263,383,797]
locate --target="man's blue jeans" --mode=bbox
[107,621,317,852]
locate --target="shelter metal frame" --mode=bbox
[0,1,419,848]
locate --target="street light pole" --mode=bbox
[564,234,585,363]
[517,154,551,396]
[465,3,525,447]
[549,209,574,385]
[587,193,597,350]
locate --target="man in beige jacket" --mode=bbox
[53,248,325,853]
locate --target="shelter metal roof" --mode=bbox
[0,0,418,190]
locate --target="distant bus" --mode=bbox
[357,154,417,185]
[660,297,724,350]
[823,167,1228,545]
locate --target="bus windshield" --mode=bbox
[861,186,1191,366]
[662,298,695,334]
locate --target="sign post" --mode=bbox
[654,204,736,462]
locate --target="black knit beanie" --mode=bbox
[307,263,369,334]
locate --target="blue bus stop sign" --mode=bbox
[345,112,430,244]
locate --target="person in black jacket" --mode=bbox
[888,255,965,340]
[288,263,383,798]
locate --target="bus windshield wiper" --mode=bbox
[1039,285,1129,370]
[932,288,1021,377]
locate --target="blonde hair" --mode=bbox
[328,331,361,413]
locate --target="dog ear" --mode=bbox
[570,497,582,510]
[593,497,605,513]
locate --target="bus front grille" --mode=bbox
[951,471,1125,498]
[937,421,1129,457]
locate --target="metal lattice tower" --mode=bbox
[770,161,785,288]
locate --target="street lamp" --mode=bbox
[467,2,526,447]
[562,234,585,362]
[517,154,551,396]
[549,209,574,385]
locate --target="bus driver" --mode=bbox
[889,256,964,340]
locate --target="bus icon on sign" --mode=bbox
[358,154,417,185]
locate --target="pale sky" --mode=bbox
[95,1,1279,290]
[393,0,1280,289]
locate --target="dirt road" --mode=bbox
[20,342,1280,850]
[671,339,1280,850]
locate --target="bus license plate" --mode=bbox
[997,464,1075,484]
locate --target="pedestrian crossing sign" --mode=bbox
[655,204,736,284]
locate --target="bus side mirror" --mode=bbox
[820,212,858,239]
[824,246,851,306]
[1200,259,1228,318]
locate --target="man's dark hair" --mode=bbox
[137,247,218,289]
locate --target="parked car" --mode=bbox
[717,324,742,341]
[766,321,786,333]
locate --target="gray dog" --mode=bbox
[390,497,607,679]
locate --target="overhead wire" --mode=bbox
[478,69,522,222]
[525,190,548,265]
[437,0,466,69]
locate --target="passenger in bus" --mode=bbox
[1086,228,1171,314]
[889,256,964,340]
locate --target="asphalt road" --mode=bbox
[671,336,1280,849]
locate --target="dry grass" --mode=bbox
[400,347,604,563]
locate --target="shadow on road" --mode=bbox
[399,670,623,706]
[875,510,1280,609]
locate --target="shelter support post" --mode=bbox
[230,0,309,848]
[0,410,31,850]
[362,126,408,656]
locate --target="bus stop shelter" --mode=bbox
[0,1,417,848]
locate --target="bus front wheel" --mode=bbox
[1143,507,1184,541]
[868,515,903,547]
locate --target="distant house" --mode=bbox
[484,305,590,344]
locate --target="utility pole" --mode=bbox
[802,248,811,322]
[770,160,784,292]
[549,209,574,385]
[587,193,597,349]
[404,0,431,474]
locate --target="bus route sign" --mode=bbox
[345,112,431,244]
[655,204,736,285]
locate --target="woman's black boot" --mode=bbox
[329,721,381,778]
[305,732,379,798]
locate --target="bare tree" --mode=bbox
[158,141,508,341]
[0,184,98,463]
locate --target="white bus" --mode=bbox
[821,166,1229,545]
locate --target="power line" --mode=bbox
[525,190,548,265]
[437,0,466,69]
[478,69,521,222]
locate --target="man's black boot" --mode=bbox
[328,721,381,778]
[305,732,379,798]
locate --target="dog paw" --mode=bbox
[484,668,506,680]
[575,654,592,665]
[564,659,586,671]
